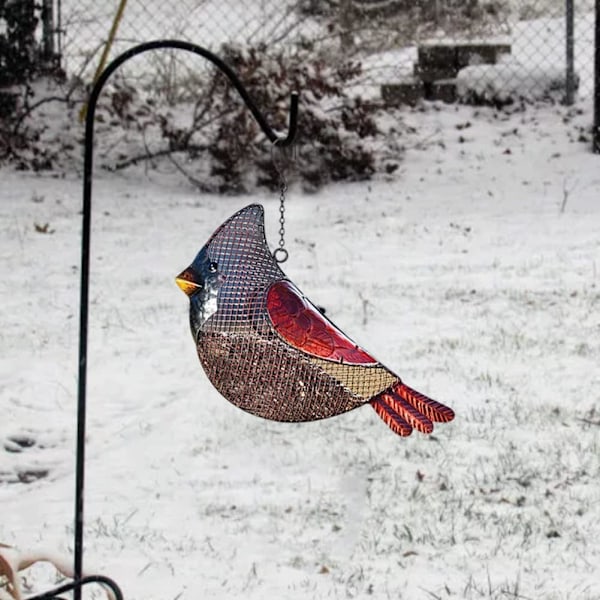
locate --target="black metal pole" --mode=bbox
[565,0,575,105]
[75,40,299,600]
[594,0,600,152]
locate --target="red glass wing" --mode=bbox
[266,280,377,365]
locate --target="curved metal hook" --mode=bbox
[75,40,299,600]
[27,575,124,600]
[84,40,299,154]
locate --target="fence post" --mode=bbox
[594,0,600,152]
[565,0,575,105]
[41,0,55,62]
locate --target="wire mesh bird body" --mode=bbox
[176,204,454,437]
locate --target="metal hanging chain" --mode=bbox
[272,140,293,263]
[275,178,288,263]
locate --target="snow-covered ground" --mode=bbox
[1,96,599,599]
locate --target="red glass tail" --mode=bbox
[370,382,454,437]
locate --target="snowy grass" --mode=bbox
[1,99,599,599]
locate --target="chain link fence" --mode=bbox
[52,0,597,106]
[2,0,597,165]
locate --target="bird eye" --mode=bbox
[209,261,218,273]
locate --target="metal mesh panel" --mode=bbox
[190,204,396,422]
[55,0,596,103]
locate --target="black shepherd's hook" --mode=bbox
[54,40,299,600]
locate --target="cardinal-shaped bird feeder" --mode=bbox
[176,204,454,437]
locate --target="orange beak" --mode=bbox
[175,268,202,297]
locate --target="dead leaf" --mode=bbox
[33,223,54,234]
